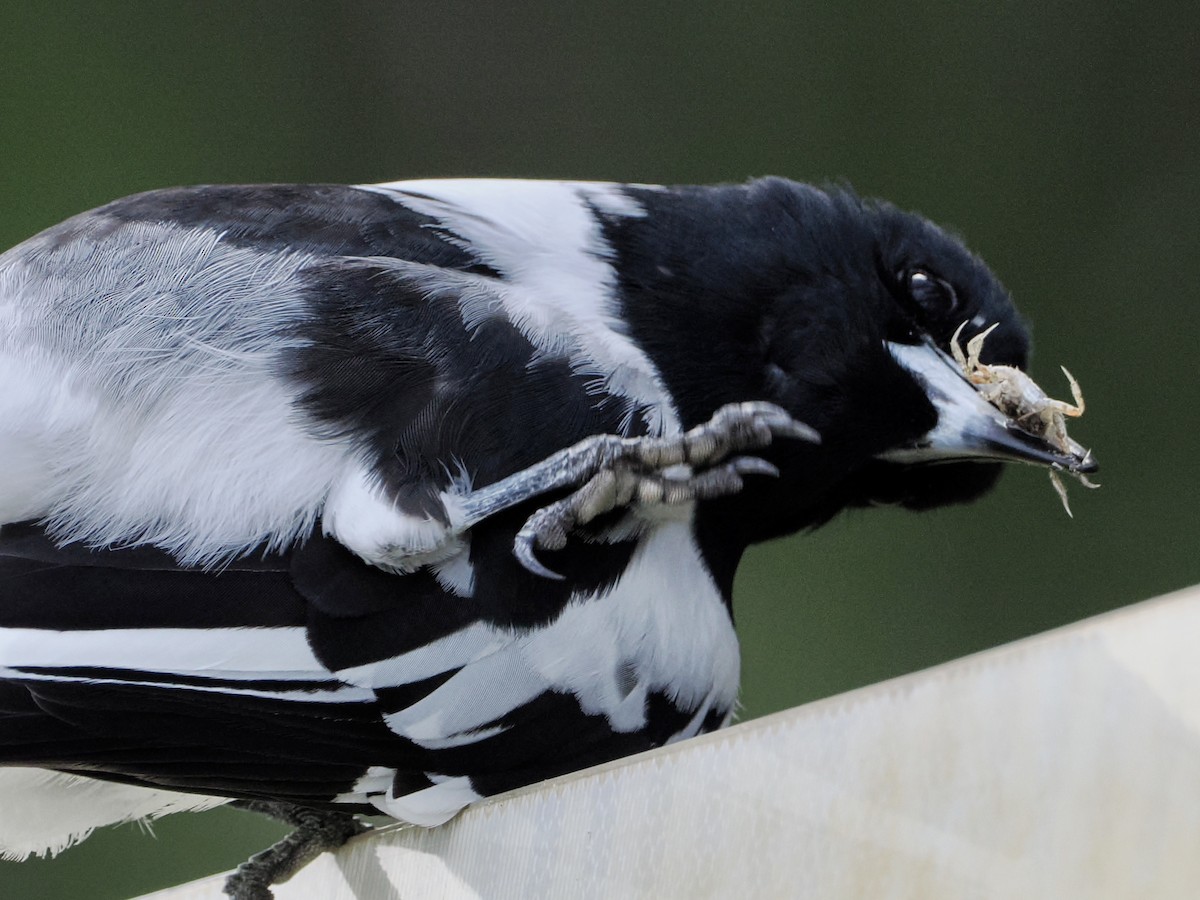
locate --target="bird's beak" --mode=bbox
[880,340,1099,475]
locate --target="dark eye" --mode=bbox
[903,269,959,317]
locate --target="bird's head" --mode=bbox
[703,179,1096,535]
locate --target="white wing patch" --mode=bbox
[0,625,323,679]
[0,625,375,702]
[342,519,740,825]
[342,520,740,750]
[365,179,681,437]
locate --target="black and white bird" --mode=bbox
[0,177,1095,896]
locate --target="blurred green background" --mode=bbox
[1,2,1197,897]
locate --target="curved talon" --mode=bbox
[729,455,780,478]
[782,421,821,443]
[513,531,565,581]
[755,408,820,444]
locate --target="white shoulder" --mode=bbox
[366,178,680,438]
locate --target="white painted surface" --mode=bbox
[140,584,1200,899]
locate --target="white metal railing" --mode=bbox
[140,585,1200,899]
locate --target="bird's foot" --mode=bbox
[499,401,818,579]
[223,801,369,900]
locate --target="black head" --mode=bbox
[610,178,1093,545]
[753,182,1030,519]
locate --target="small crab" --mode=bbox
[951,321,1099,515]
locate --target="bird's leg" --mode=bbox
[452,401,817,579]
[329,402,815,577]
[223,800,369,900]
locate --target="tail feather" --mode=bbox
[0,767,227,860]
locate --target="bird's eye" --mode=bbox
[903,269,959,317]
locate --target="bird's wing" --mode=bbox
[0,513,737,856]
[0,524,364,858]
[0,522,452,854]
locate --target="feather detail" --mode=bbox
[0,768,226,860]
